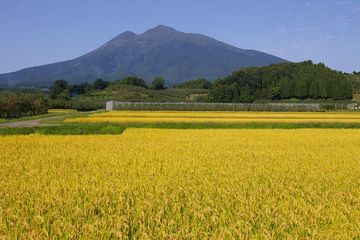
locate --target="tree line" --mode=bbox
[174,79,212,89]
[48,76,216,102]
[208,61,353,103]
[1,61,354,118]
[0,91,48,118]
[49,76,169,100]
[49,78,111,99]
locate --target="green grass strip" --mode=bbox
[0,124,125,136]
[0,127,35,135]
[36,124,126,135]
[116,122,360,129]
[2,122,360,136]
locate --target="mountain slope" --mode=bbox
[0,25,286,88]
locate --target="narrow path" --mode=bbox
[0,110,99,128]
[0,115,70,128]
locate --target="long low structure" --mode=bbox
[106,101,338,111]
[106,101,358,111]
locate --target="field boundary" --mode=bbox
[107,101,357,111]
[3,122,360,136]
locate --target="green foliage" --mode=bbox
[78,84,207,102]
[207,84,237,102]
[0,92,48,118]
[49,80,69,99]
[70,82,92,95]
[92,78,110,90]
[116,76,147,88]
[175,79,212,89]
[48,80,106,111]
[48,99,104,111]
[58,88,71,100]
[150,77,166,90]
[348,74,360,95]
[238,84,254,102]
[208,61,353,102]
[50,79,110,99]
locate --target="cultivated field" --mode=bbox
[1,129,359,239]
[66,111,360,124]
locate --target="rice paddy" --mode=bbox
[1,128,359,239]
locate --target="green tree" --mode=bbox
[93,78,109,90]
[208,84,238,102]
[309,80,320,99]
[49,80,69,99]
[71,83,92,95]
[206,61,352,102]
[318,78,328,99]
[279,77,291,99]
[269,82,281,100]
[118,76,147,88]
[175,79,212,89]
[238,84,253,103]
[58,89,71,100]
[150,77,166,90]
[294,78,307,99]
[0,92,48,118]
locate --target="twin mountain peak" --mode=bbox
[0,25,286,88]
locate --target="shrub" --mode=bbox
[0,92,48,118]
[47,99,104,111]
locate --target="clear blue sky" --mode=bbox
[0,0,359,73]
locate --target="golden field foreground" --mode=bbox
[66,111,360,124]
[1,129,360,239]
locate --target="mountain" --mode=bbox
[0,25,286,88]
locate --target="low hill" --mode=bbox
[349,74,360,102]
[75,84,207,102]
[208,61,353,103]
[349,74,360,92]
[0,25,286,88]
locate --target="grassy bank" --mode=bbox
[0,112,67,124]
[2,122,360,136]
[0,124,125,136]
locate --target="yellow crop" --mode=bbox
[65,110,360,123]
[1,129,359,238]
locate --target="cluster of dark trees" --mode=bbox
[49,76,168,100]
[48,99,104,111]
[353,71,360,75]
[208,61,353,103]
[49,78,111,99]
[0,92,48,118]
[114,76,166,90]
[174,79,212,89]
[46,76,167,111]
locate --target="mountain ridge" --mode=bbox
[0,25,286,88]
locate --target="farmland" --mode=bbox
[1,128,360,238]
[66,110,360,124]
[1,110,360,238]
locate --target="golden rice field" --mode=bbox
[1,129,360,239]
[65,110,360,124]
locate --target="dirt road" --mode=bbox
[0,115,66,128]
